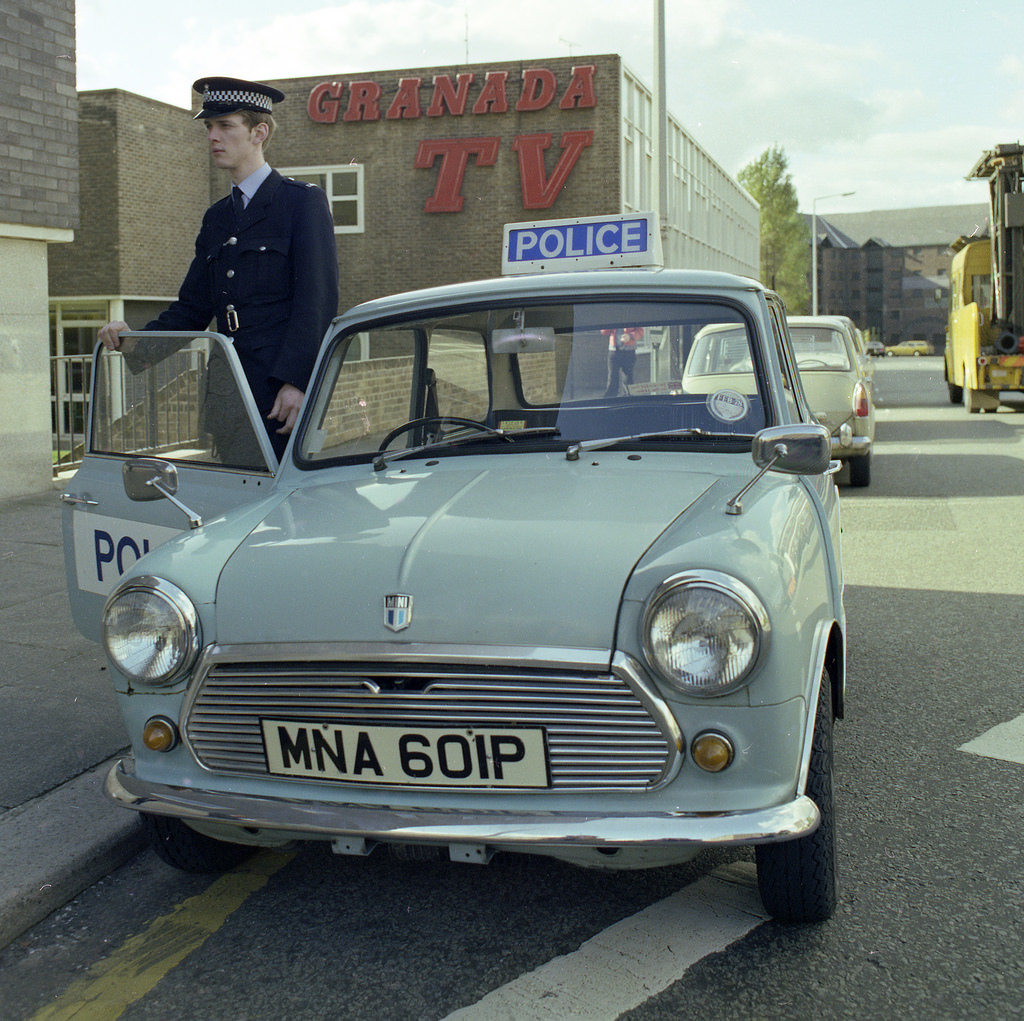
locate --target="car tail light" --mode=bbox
[853,381,870,418]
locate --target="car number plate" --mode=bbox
[261,720,550,788]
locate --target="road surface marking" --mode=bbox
[442,861,768,1021]
[959,712,1024,765]
[28,850,292,1021]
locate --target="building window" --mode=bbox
[281,164,364,234]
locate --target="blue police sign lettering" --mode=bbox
[503,212,662,274]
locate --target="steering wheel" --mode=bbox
[798,358,828,367]
[375,416,512,454]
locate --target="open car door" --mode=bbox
[61,332,278,641]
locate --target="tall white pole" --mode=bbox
[812,203,819,315]
[811,191,855,315]
[654,0,667,237]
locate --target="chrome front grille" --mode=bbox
[183,656,677,791]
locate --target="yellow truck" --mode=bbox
[945,143,1024,412]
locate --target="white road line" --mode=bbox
[959,712,1024,766]
[441,861,768,1021]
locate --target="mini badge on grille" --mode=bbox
[384,594,413,632]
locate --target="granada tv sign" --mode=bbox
[306,64,600,214]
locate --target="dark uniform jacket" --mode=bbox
[145,169,339,453]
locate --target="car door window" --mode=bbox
[91,334,274,472]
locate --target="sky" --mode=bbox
[75,0,1023,215]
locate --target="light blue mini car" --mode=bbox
[63,248,845,923]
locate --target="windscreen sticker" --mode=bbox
[706,389,750,423]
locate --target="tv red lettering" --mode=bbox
[516,68,557,112]
[343,81,382,122]
[307,81,345,123]
[386,77,422,120]
[514,131,594,209]
[426,73,475,117]
[415,137,501,212]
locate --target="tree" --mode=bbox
[738,146,810,313]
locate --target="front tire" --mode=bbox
[142,814,252,873]
[755,675,837,923]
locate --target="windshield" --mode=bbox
[297,298,768,466]
[788,326,852,371]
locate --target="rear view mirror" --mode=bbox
[491,328,556,354]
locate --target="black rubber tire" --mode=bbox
[755,675,837,923]
[947,382,963,404]
[847,452,871,488]
[142,814,253,874]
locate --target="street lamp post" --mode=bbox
[812,191,855,315]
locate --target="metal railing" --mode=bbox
[51,350,207,475]
[51,354,92,475]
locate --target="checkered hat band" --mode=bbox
[204,88,273,111]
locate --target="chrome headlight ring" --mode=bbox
[641,570,769,697]
[102,575,201,686]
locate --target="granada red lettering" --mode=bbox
[426,73,475,117]
[472,71,509,114]
[559,65,597,109]
[307,81,344,123]
[386,77,422,120]
[516,68,557,112]
[343,81,382,121]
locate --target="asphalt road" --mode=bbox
[2,358,1022,1021]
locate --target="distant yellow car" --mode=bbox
[886,340,934,356]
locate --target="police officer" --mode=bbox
[99,76,339,461]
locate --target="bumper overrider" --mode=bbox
[830,433,870,456]
[106,758,820,850]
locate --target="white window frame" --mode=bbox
[281,163,365,234]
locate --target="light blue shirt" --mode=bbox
[234,163,273,208]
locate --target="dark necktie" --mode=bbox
[232,186,245,219]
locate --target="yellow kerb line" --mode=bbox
[29,849,293,1021]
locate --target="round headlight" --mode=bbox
[642,571,767,696]
[102,576,200,685]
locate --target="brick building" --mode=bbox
[1,0,77,498]
[49,54,759,360]
[811,204,989,348]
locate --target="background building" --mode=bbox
[47,55,760,477]
[811,204,988,348]
[1,0,77,498]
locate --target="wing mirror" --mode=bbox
[752,424,831,475]
[727,424,832,515]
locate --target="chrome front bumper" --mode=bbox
[106,758,819,849]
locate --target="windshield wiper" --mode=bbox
[373,426,560,471]
[565,428,753,460]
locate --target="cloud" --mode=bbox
[75,0,1022,211]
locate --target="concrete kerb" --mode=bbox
[0,754,145,949]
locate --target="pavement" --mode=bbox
[0,486,145,950]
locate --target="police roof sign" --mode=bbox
[502,212,663,275]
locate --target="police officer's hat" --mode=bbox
[192,77,285,120]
